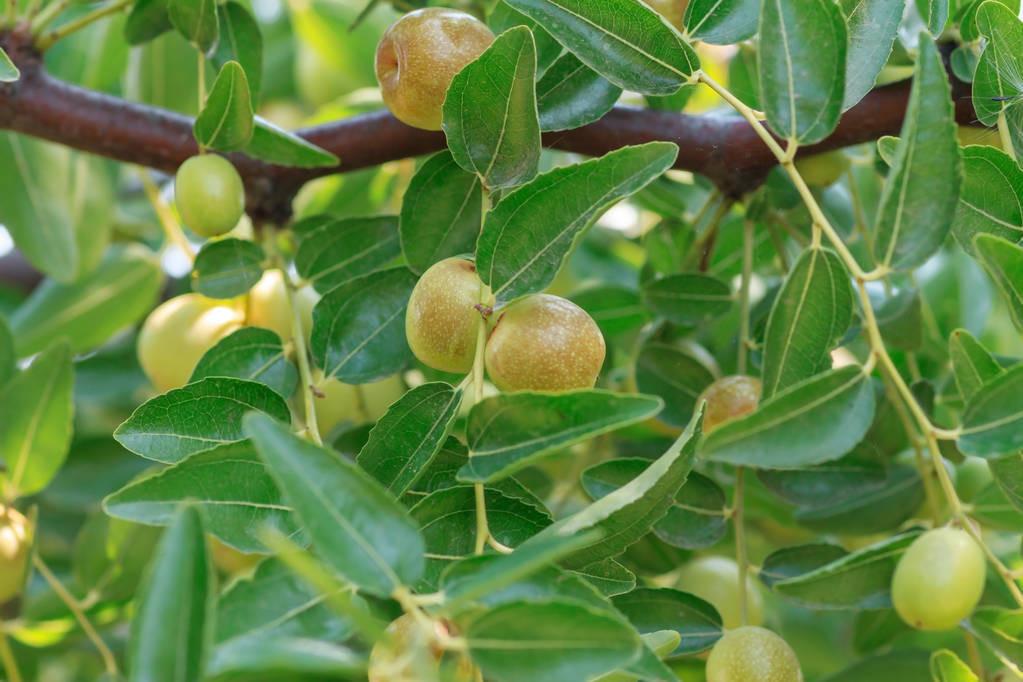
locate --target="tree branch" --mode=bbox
[0,27,980,222]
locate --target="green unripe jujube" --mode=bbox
[794,150,850,187]
[891,527,985,631]
[175,154,246,238]
[698,375,762,432]
[955,456,993,503]
[706,627,803,682]
[406,258,484,374]
[677,556,764,629]
[0,507,31,605]
[485,294,606,392]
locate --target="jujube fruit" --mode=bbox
[485,294,606,392]
[794,150,850,187]
[891,526,985,631]
[955,456,993,502]
[246,270,318,345]
[368,614,474,682]
[677,556,764,629]
[0,507,31,605]
[706,626,803,682]
[313,370,406,435]
[375,8,494,131]
[175,154,246,238]
[137,293,245,392]
[698,375,762,432]
[406,258,484,374]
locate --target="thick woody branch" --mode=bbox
[0,27,980,223]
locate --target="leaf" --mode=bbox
[0,342,73,498]
[464,600,642,682]
[950,328,1004,401]
[528,405,703,569]
[125,0,173,44]
[960,364,1023,457]
[128,506,214,682]
[952,145,1023,256]
[168,0,218,54]
[840,0,903,109]
[477,142,679,302]
[245,413,425,597]
[917,0,950,35]
[399,152,483,275]
[972,1,1023,127]
[105,441,298,553]
[702,366,876,468]
[641,273,732,325]
[793,465,924,535]
[356,382,463,496]
[574,559,636,597]
[974,234,1023,330]
[310,267,416,383]
[443,26,541,190]
[206,637,365,680]
[572,285,649,337]
[489,1,564,75]
[758,0,846,143]
[9,245,162,357]
[969,607,1023,664]
[684,0,759,45]
[192,238,264,298]
[537,52,622,132]
[191,327,298,398]
[0,47,18,82]
[989,453,1023,513]
[612,587,723,656]
[295,216,400,294]
[873,38,962,270]
[930,650,979,682]
[0,317,13,389]
[114,377,292,464]
[821,651,932,682]
[761,247,853,399]
[243,117,338,169]
[634,339,716,428]
[212,1,263,98]
[194,62,254,151]
[758,448,889,507]
[504,0,699,96]
[457,390,664,483]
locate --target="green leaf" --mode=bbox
[191,327,297,399]
[537,52,622,132]
[530,405,703,569]
[917,0,949,35]
[443,26,541,190]
[840,0,903,109]
[822,651,932,682]
[758,448,889,507]
[950,329,1004,401]
[489,2,564,75]
[243,117,338,168]
[105,441,297,553]
[477,142,678,302]
[114,377,292,464]
[192,238,264,298]
[399,152,483,275]
[310,267,415,384]
[930,650,979,681]
[574,559,636,597]
[295,216,400,294]
[73,513,161,604]
[572,285,649,337]
[702,366,876,468]
[793,465,924,535]
[128,506,214,682]
[10,245,162,357]
[125,0,172,44]
[207,637,365,680]
[684,0,759,45]
[758,0,846,143]
[612,587,723,656]
[763,531,921,609]
[194,62,254,151]
[952,146,1023,256]
[969,607,1023,664]
[168,0,218,53]
[974,233,1023,330]
[0,47,19,82]
[969,480,1023,530]
[634,338,716,428]
[762,247,853,399]
[0,317,13,389]
[641,273,732,326]
[244,413,425,597]
[989,453,1023,514]
[0,342,73,498]
[873,36,961,270]
[960,0,1021,42]
[356,382,463,496]
[465,600,642,682]
[960,364,1023,457]
[457,390,664,483]
[973,1,1023,127]
[212,1,263,98]
[504,0,698,96]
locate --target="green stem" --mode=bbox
[733,467,749,626]
[0,626,21,682]
[4,0,16,31]
[737,220,754,374]
[471,308,490,556]
[684,198,731,270]
[28,0,68,34]
[139,169,195,263]
[35,0,131,49]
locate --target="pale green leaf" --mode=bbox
[974,233,1023,330]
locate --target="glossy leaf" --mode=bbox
[295,216,400,294]
[0,47,18,82]
[114,377,292,464]
[974,234,1023,330]
[458,390,663,483]
[357,382,463,495]
[125,0,172,44]
[443,26,541,189]
[641,273,732,325]
[168,0,218,54]
[212,1,262,98]
[194,61,254,151]
[952,145,1023,255]
[793,465,923,535]
[192,238,264,298]
[930,650,979,682]
[960,364,1023,457]
[243,117,338,169]
[758,0,846,143]
[973,1,1023,127]
[190,327,298,398]
[634,339,716,428]
[684,0,758,44]
[537,52,622,132]
[477,142,678,302]
[950,328,1003,401]
[702,366,876,468]
[840,0,903,109]
[399,152,483,275]
[504,0,699,96]
[612,587,723,656]
[245,413,425,597]
[572,285,649,337]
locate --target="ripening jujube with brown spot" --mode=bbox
[375,8,494,131]
[485,294,606,392]
[0,507,31,606]
[406,257,484,374]
[367,614,475,682]
[706,627,803,682]
[698,375,762,432]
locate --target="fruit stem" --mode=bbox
[963,631,985,678]
[470,309,491,555]
[0,626,21,682]
[34,0,131,50]
[28,0,69,35]
[139,169,196,263]
[733,466,749,627]
[33,554,118,676]
[737,219,754,375]
[197,52,206,121]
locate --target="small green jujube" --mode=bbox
[706,626,803,682]
[175,154,246,238]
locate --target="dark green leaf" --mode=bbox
[612,587,722,656]
[574,559,636,597]
[191,327,298,399]
[0,47,19,82]
[0,317,13,389]
[952,145,1023,256]
[572,285,649,337]
[634,339,716,428]
[950,328,1004,401]
[974,233,1023,330]
[443,26,541,189]
[916,0,949,35]
[296,216,400,294]
[960,364,1023,457]
[684,0,759,45]
[168,0,218,53]
[641,273,732,325]
[192,238,264,298]
[212,1,263,98]
[840,0,902,109]
[194,62,254,151]
[537,52,622,132]
[794,465,924,535]
[488,2,564,74]
[243,117,338,168]
[820,651,931,682]
[989,453,1023,514]
[973,1,1023,127]
[245,413,425,597]
[206,637,365,680]
[125,0,172,45]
